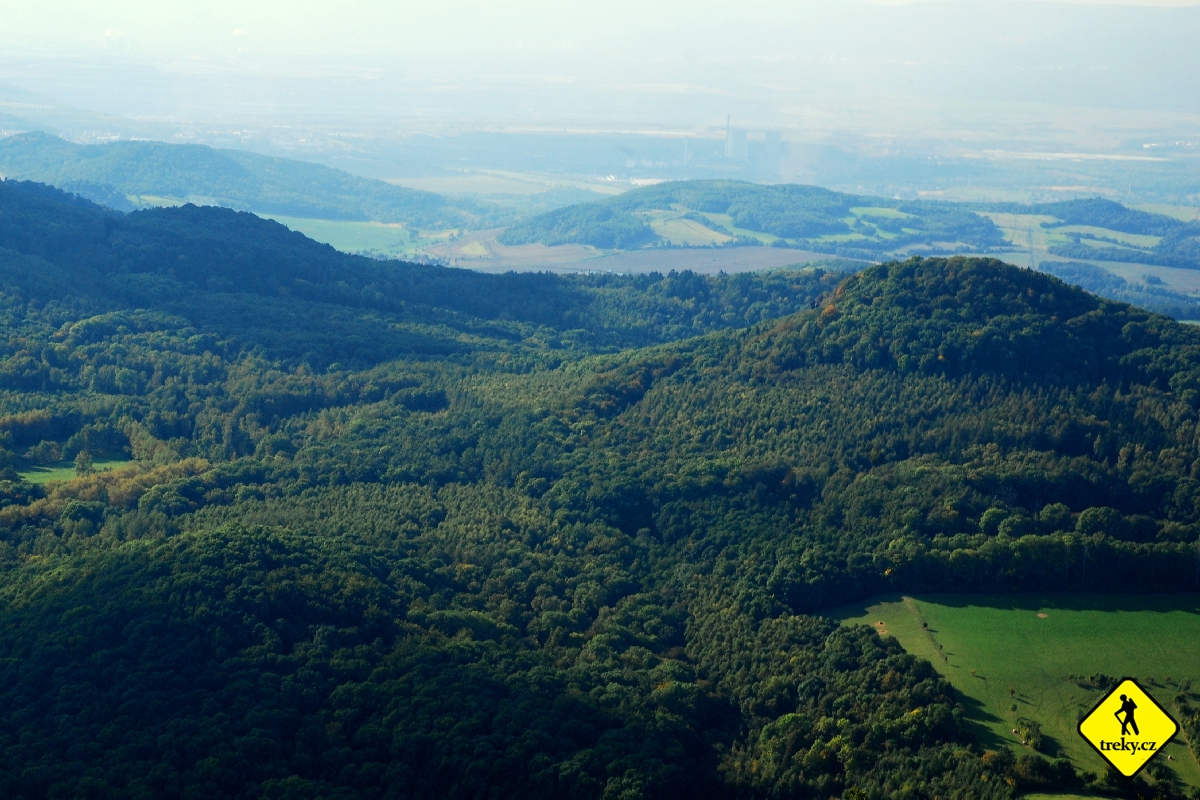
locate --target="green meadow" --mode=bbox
[19,457,131,485]
[262,215,436,258]
[127,204,441,259]
[695,211,782,244]
[830,594,1200,789]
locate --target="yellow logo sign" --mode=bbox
[1077,678,1179,778]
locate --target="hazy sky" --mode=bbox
[2,1,1198,143]
[3,0,1198,60]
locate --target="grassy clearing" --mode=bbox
[262,216,442,259]
[697,212,781,245]
[829,594,1200,786]
[130,195,188,208]
[20,457,132,485]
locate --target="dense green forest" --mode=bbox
[0,132,493,229]
[498,202,661,249]
[2,179,1200,799]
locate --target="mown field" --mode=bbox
[831,594,1200,790]
[644,211,732,246]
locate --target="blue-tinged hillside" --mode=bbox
[500,179,1010,257]
[0,131,479,228]
[0,178,841,361]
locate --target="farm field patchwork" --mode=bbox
[978,211,1200,297]
[688,211,779,244]
[1052,225,1162,249]
[128,194,189,208]
[416,228,852,273]
[1096,260,1200,294]
[830,594,1200,788]
[578,247,850,274]
[979,212,1059,268]
[644,211,732,246]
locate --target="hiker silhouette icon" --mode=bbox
[1117,694,1139,736]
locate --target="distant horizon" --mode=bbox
[3,1,1198,126]
[2,0,1197,208]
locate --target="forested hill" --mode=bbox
[2,180,1200,798]
[499,179,1009,256]
[0,131,479,227]
[0,179,837,357]
[499,179,1200,272]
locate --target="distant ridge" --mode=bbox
[0,131,479,228]
[0,178,833,359]
[499,179,1010,259]
[501,178,1200,275]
